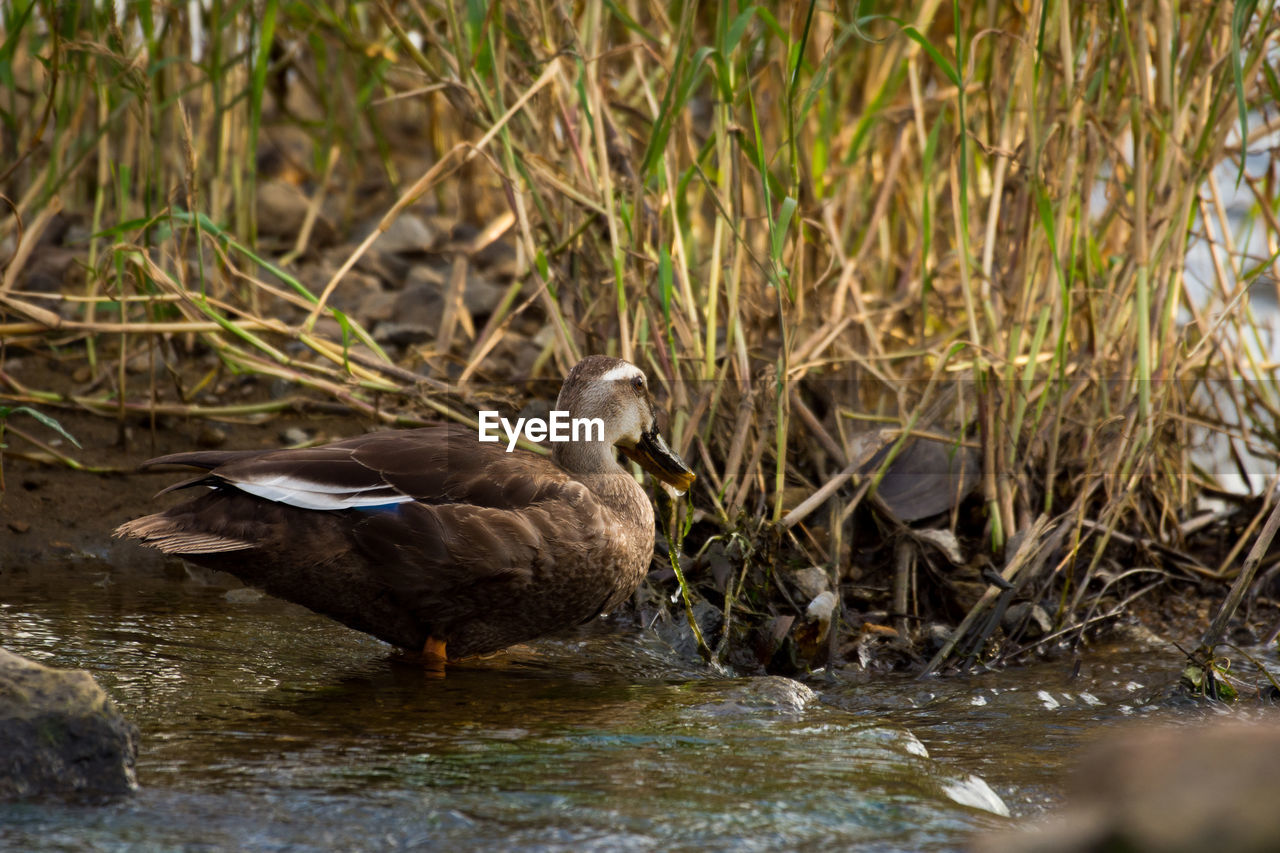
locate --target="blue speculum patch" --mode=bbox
[354,503,404,513]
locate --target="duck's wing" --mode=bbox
[348,485,614,645]
[354,502,543,600]
[142,424,567,512]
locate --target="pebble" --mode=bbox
[279,427,311,446]
[790,566,830,600]
[366,213,435,255]
[196,426,227,448]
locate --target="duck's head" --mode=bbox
[556,356,696,493]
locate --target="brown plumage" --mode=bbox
[115,356,694,661]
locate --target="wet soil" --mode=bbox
[1,397,372,566]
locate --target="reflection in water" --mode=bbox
[5,557,1256,851]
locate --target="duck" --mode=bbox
[114,356,695,664]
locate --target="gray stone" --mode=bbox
[255,179,310,239]
[365,213,435,255]
[690,676,817,717]
[405,262,447,292]
[407,259,507,317]
[392,280,443,325]
[1002,601,1052,637]
[790,566,830,600]
[462,276,509,318]
[279,427,312,446]
[0,648,139,799]
[652,600,723,662]
[372,279,443,345]
[355,288,400,326]
[196,425,228,448]
[373,322,434,347]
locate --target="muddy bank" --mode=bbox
[1,403,370,567]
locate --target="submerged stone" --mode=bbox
[689,675,818,716]
[0,648,139,799]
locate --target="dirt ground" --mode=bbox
[0,391,372,570]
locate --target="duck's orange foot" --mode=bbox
[421,636,448,674]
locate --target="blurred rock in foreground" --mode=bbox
[975,719,1280,853]
[0,648,139,799]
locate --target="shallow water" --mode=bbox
[1,556,1271,851]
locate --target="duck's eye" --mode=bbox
[631,375,645,391]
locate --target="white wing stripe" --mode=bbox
[235,472,390,493]
[232,481,415,511]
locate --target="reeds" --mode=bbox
[3,0,1280,670]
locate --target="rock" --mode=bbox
[279,427,312,446]
[652,600,723,662]
[196,425,228,449]
[406,261,510,321]
[392,280,443,324]
[867,437,981,522]
[318,269,382,317]
[373,322,434,347]
[257,125,314,182]
[309,316,347,343]
[255,177,336,248]
[352,249,411,289]
[461,275,508,318]
[790,566,830,600]
[975,721,1280,853]
[372,279,444,345]
[779,485,812,513]
[405,262,447,293]
[922,622,952,652]
[690,676,817,717]
[256,179,310,239]
[1108,619,1166,648]
[0,648,139,799]
[1002,601,1052,638]
[699,540,737,593]
[363,213,435,255]
[183,565,228,586]
[355,288,400,326]
[806,590,837,623]
[474,239,517,279]
[20,246,80,295]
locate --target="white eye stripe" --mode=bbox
[599,363,644,383]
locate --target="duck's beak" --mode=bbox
[621,426,696,495]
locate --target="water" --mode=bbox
[0,555,1257,851]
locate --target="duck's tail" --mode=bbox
[114,513,255,554]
